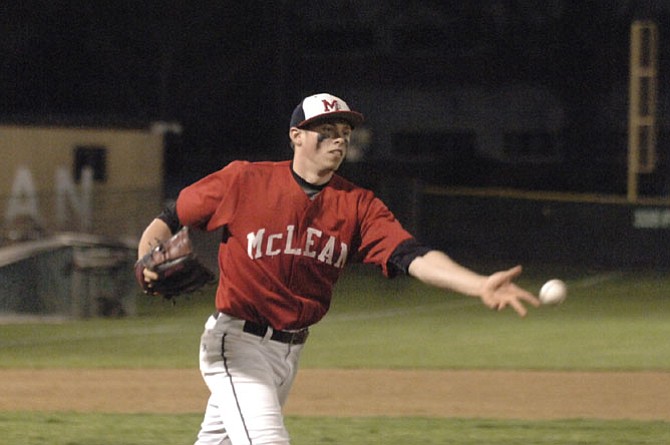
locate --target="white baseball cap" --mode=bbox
[290,93,364,129]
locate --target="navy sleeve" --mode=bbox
[387,238,433,277]
[156,201,183,235]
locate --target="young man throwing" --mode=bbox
[137,93,540,444]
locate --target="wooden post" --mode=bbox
[628,20,658,202]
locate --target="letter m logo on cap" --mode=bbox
[322,99,342,112]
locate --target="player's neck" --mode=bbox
[291,160,334,186]
[291,168,327,199]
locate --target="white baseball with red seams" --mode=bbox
[539,279,567,305]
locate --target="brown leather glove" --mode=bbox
[134,227,215,298]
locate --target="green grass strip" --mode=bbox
[1,412,668,445]
[2,267,670,370]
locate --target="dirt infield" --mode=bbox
[2,369,669,420]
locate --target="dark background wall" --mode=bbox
[417,191,670,268]
[2,1,670,198]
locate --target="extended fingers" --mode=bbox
[503,290,538,316]
[500,265,523,283]
[486,267,540,317]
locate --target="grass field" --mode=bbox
[1,412,669,445]
[2,263,669,370]
[1,261,669,444]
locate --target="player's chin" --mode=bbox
[325,156,345,171]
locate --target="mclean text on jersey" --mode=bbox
[246,225,348,268]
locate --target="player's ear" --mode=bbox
[289,127,302,148]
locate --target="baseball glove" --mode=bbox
[134,227,215,298]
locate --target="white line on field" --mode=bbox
[326,299,480,323]
[0,324,182,348]
[568,272,624,289]
[326,271,624,323]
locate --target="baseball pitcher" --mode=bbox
[137,93,540,444]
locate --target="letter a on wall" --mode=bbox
[5,166,42,226]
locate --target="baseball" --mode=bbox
[539,279,567,305]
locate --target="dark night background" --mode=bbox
[2,0,670,197]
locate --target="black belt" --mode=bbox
[242,320,309,345]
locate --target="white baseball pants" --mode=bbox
[193,313,304,445]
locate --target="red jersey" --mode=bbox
[176,160,413,329]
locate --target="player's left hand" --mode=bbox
[479,265,540,317]
[134,227,215,298]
